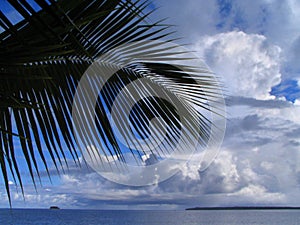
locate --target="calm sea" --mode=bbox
[0,209,299,225]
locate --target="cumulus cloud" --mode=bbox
[153,0,300,46]
[294,99,300,106]
[2,97,300,209]
[195,31,281,99]
[214,0,300,44]
[155,0,300,99]
[57,127,299,208]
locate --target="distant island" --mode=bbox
[186,206,300,210]
[49,206,60,210]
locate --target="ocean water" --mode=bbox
[0,209,299,225]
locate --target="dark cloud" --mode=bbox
[224,114,272,147]
[226,96,292,108]
[286,128,300,139]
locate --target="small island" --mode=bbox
[186,206,300,210]
[49,206,60,210]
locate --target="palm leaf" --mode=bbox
[0,0,222,205]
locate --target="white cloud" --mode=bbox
[2,97,300,209]
[199,150,240,193]
[220,0,300,42]
[195,31,282,99]
[294,99,300,106]
[229,184,285,203]
[153,0,300,44]
[152,0,300,83]
[256,104,300,124]
[0,186,78,208]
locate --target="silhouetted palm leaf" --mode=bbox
[0,0,222,205]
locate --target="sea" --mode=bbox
[0,209,300,225]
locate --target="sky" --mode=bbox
[1,0,300,209]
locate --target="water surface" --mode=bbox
[0,209,299,225]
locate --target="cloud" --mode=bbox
[214,0,300,43]
[226,96,291,108]
[2,96,300,209]
[195,31,281,99]
[287,36,300,74]
[152,0,300,98]
[0,186,79,208]
[153,0,300,46]
[199,151,240,194]
[229,184,285,204]
[294,99,300,106]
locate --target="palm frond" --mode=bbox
[0,0,223,205]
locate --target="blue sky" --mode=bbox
[1,0,300,209]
